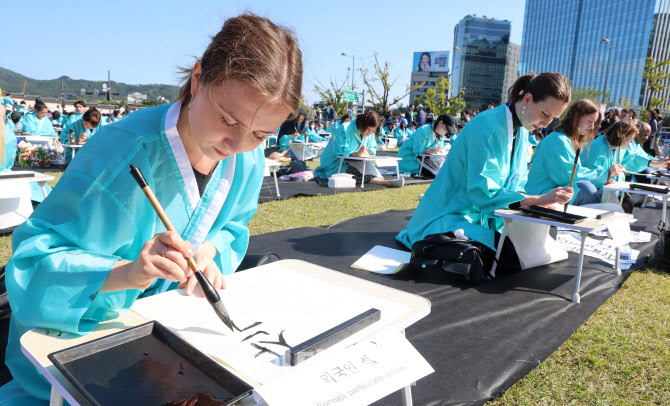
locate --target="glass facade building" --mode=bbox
[520,0,670,110]
[452,15,519,110]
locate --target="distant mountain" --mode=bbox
[0,67,180,102]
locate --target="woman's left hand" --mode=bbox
[179,241,226,296]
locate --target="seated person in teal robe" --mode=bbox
[20,101,56,136]
[526,99,626,206]
[0,13,303,404]
[397,73,574,277]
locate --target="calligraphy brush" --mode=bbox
[129,165,234,332]
[564,147,582,213]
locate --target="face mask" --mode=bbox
[436,125,447,137]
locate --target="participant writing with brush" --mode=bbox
[526,99,624,206]
[1,13,303,404]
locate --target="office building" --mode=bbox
[452,15,519,110]
[520,0,670,109]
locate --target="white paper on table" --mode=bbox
[606,218,632,247]
[252,328,434,406]
[556,232,639,266]
[132,268,410,385]
[507,221,568,270]
[351,246,411,274]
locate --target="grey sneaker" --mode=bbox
[391,177,405,188]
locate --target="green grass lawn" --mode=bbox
[1,174,669,404]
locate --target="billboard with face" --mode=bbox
[413,51,450,72]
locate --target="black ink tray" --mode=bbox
[519,205,588,224]
[48,321,253,406]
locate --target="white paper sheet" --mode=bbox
[606,218,632,247]
[556,232,639,266]
[132,267,411,384]
[253,328,434,406]
[350,246,411,274]
[506,221,568,270]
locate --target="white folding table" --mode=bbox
[21,259,431,406]
[494,208,629,303]
[336,156,402,188]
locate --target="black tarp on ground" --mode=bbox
[258,176,432,202]
[246,208,659,405]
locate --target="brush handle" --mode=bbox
[130,165,221,303]
[564,148,581,213]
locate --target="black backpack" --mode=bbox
[409,233,494,285]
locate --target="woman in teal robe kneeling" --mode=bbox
[1,13,303,405]
[397,73,574,277]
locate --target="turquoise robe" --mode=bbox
[2,102,265,404]
[581,135,624,182]
[306,129,326,142]
[622,140,654,174]
[525,131,608,204]
[60,118,101,162]
[528,134,539,146]
[392,127,411,141]
[20,113,56,136]
[1,97,14,110]
[366,133,379,156]
[3,124,17,171]
[396,104,529,250]
[397,124,447,174]
[325,122,340,135]
[52,116,65,127]
[315,122,367,179]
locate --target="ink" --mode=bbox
[259,330,291,349]
[231,320,263,332]
[242,331,269,342]
[250,343,280,358]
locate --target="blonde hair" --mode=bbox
[177,13,303,119]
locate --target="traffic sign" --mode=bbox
[343,91,359,103]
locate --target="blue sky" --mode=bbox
[1,0,526,107]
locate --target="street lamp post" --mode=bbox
[341,53,355,89]
[601,38,612,105]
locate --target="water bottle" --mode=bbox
[619,244,631,270]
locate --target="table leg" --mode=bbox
[419,156,425,176]
[396,162,400,179]
[273,168,280,197]
[614,246,621,276]
[663,197,667,227]
[361,161,366,189]
[38,181,48,198]
[337,158,343,174]
[641,179,658,208]
[50,386,63,406]
[400,329,413,406]
[490,218,511,279]
[572,231,589,304]
[71,148,76,158]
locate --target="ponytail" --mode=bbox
[509,74,535,103]
[509,72,571,104]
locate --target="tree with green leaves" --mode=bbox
[359,53,423,112]
[313,75,352,118]
[416,76,466,117]
[642,57,670,114]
